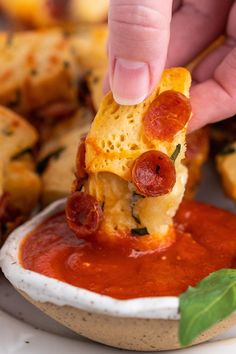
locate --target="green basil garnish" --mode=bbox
[179,269,236,346]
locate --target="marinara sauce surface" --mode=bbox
[21,200,236,299]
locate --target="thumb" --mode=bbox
[108,0,173,105]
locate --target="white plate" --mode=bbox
[0,161,235,353]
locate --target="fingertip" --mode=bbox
[109,58,150,105]
[107,0,172,105]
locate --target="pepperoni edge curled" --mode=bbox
[66,192,103,238]
[143,90,191,141]
[76,136,87,180]
[131,150,176,197]
[73,135,88,192]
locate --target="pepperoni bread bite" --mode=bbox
[0,30,79,115]
[0,106,37,164]
[38,108,93,205]
[71,25,108,72]
[66,68,191,250]
[0,107,41,243]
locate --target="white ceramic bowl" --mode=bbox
[1,199,236,351]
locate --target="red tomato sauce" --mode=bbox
[20,200,236,299]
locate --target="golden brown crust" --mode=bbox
[216,141,236,202]
[83,68,192,242]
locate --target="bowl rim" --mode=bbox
[0,198,180,320]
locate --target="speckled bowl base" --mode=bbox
[2,200,236,351]
[19,290,236,351]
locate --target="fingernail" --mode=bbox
[111,58,150,105]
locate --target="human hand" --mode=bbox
[106,0,235,132]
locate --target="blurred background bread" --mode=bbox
[0,0,109,28]
[0,106,40,243]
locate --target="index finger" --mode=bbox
[188,1,236,132]
[166,0,233,67]
[188,46,236,132]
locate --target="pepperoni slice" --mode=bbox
[143,90,191,141]
[66,192,103,238]
[76,136,87,180]
[131,151,176,197]
[72,135,88,192]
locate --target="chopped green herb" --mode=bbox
[2,127,13,136]
[171,144,181,162]
[30,68,38,76]
[131,227,149,236]
[63,61,70,69]
[130,191,144,224]
[219,144,236,155]
[132,191,144,202]
[37,147,65,174]
[12,148,33,160]
[8,89,21,109]
[132,213,141,224]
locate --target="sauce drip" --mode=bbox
[21,200,236,299]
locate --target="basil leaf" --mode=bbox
[37,147,65,174]
[179,269,236,347]
[131,227,149,236]
[171,144,181,162]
